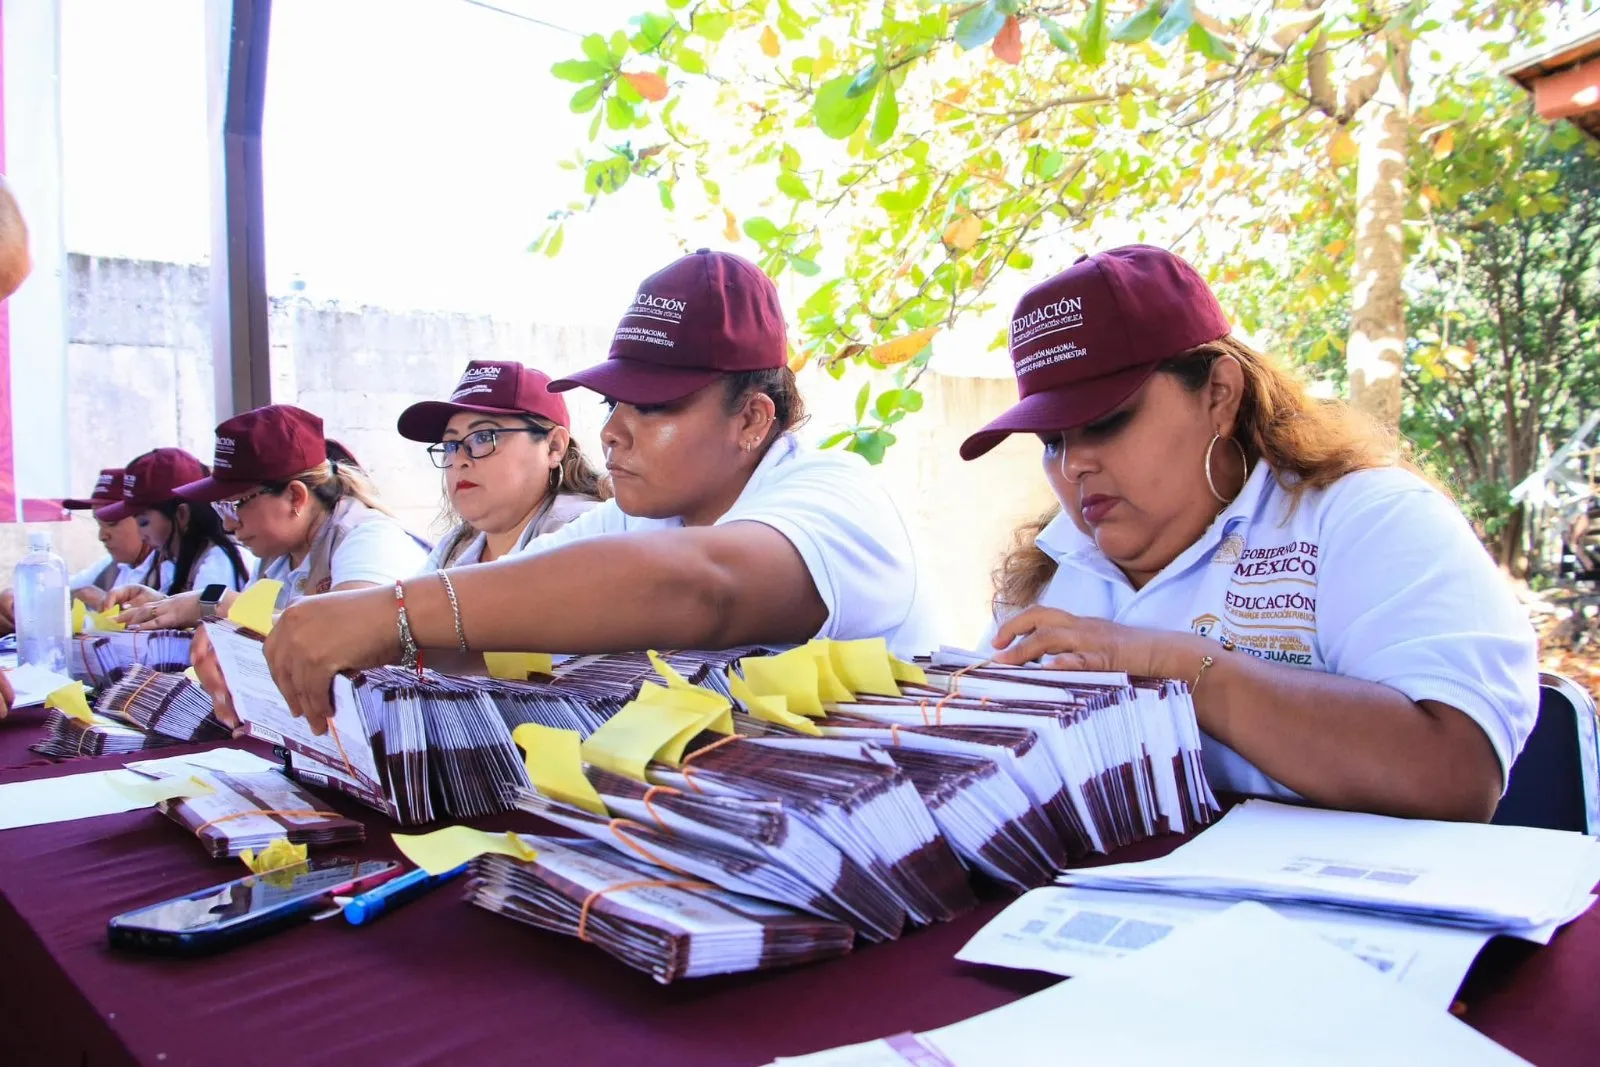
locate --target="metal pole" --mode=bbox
[206,0,272,419]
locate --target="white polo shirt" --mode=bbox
[262,518,428,606]
[151,544,256,595]
[1026,462,1539,799]
[512,433,943,657]
[68,554,160,593]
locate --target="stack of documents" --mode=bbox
[30,710,183,759]
[158,766,365,858]
[468,834,857,983]
[775,902,1532,1066]
[95,665,230,744]
[68,630,192,685]
[1059,800,1600,937]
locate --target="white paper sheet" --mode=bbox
[125,747,281,778]
[3,662,76,709]
[0,769,210,830]
[782,903,1529,1066]
[956,886,1492,1011]
[1062,799,1600,931]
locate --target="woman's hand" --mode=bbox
[107,585,166,613]
[991,606,1201,679]
[0,590,13,635]
[264,588,400,735]
[187,627,241,731]
[123,591,205,631]
[0,669,11,719]
[73,586,108,613]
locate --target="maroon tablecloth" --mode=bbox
[0,731,1593,1067]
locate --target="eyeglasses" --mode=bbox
[426,427,548,469]
[212,488,268,523]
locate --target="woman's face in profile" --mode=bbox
[1039,369,1237,586]
[598,382,746,523]
[98,516,146,565]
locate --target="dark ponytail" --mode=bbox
[154,500,250,594]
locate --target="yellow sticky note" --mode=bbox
[647,649,693,689]
[750,700,823,736]
[227,579,283,635]
[45,682,94,724]
[635,680,732,735]
[240,837,308,875]
[183,667,201,684]
[829,638,902,697]
[71,599,86,636]
[484,652,555,680]
[90,604,126,633]
[740,648,824,718]
[512,723,607,816]
[105,771,215,806]
[580,698,705,781]
[806,642,856,703]
[392,826,537,877]
[890,656,928,686]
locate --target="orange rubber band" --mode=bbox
[606,818,696,876]
[193,808,344,835]
[326,721,360,785]
[577,877,712,942]
[678,733,742,794]
[931,659,992,723]
[889,722,902,747]
[641,785,683,831]
[116,669,166,721]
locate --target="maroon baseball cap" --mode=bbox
[63,467,127,511]
[94,449,208,522]
[396,360,571,442]
[173,404,327,503]
[550,249,787,406]
[959,245,1230,461]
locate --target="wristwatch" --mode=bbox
[198,584,228,618]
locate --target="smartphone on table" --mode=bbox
[109,856,401,956]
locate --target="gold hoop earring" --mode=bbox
[1204,433,1249,505]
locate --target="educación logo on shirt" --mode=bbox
[1195,538,1323,668]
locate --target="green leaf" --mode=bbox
[1110,3,1163,44]
[676,47,708,74]
[657,180,675,210]
[848,429,895,464]
[633,12,676,51]
[606,95,636,131]
[1149,0,1195,46]
[1040,17,1077,54]
[609,30,629,62]
[1119,93,1139,129]
[855,382,871,422]
[544,226,564,258]
[695,11,731,41]
[743,216,781,244]
[1186,22,1234,62]
[954,2,1007,50]
[877,177,930,213]
[777,172,811,200]
[875,389,905,419]
[1081,0,1108,65]
[570,84,604,113]
[788,255,821,276]
[551,59,605,83]
[846,64,881,99]
[581,34,611,65]
[869,78,899,147]
[616,75,644,104]
[900,389,924,413]
[812,74,875,139]
[818,430,853,449]
[1006,249,1035,269]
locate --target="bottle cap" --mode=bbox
[27,531,50,552]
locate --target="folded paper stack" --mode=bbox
[95,665,230,744]
[68,630,193,686]
[30,710,182,759]
[159,767,366,858]
[468,835,856,983]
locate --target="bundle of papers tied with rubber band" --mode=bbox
[463,641,1218,978]
[30,665,226,759]
[68,629,193,686]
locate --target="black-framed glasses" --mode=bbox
[212,488,269,523]
[426,427,548,468]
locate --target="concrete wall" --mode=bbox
[6,255,1055,647]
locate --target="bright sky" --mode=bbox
[59,0,712,325]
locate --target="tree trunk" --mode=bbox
[1346,50,1410,431]
[1498,504,1527,577]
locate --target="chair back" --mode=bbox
[1492,673,1600,834]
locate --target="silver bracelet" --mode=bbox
[394,581,421,671]
[436,569,469,651]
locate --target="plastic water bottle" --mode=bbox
[15,531,70,672]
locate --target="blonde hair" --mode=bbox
[992,335,1403,616]
[267,457,396,519]
[433,415,611,565]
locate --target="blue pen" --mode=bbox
[343,863,469,925]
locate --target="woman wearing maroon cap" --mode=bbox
[0,467,158,633]
[970,245,1536,822]
[100,448,253,606]
[238,250,940,732]
[119,405,427,631]
[398,360,607,567]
